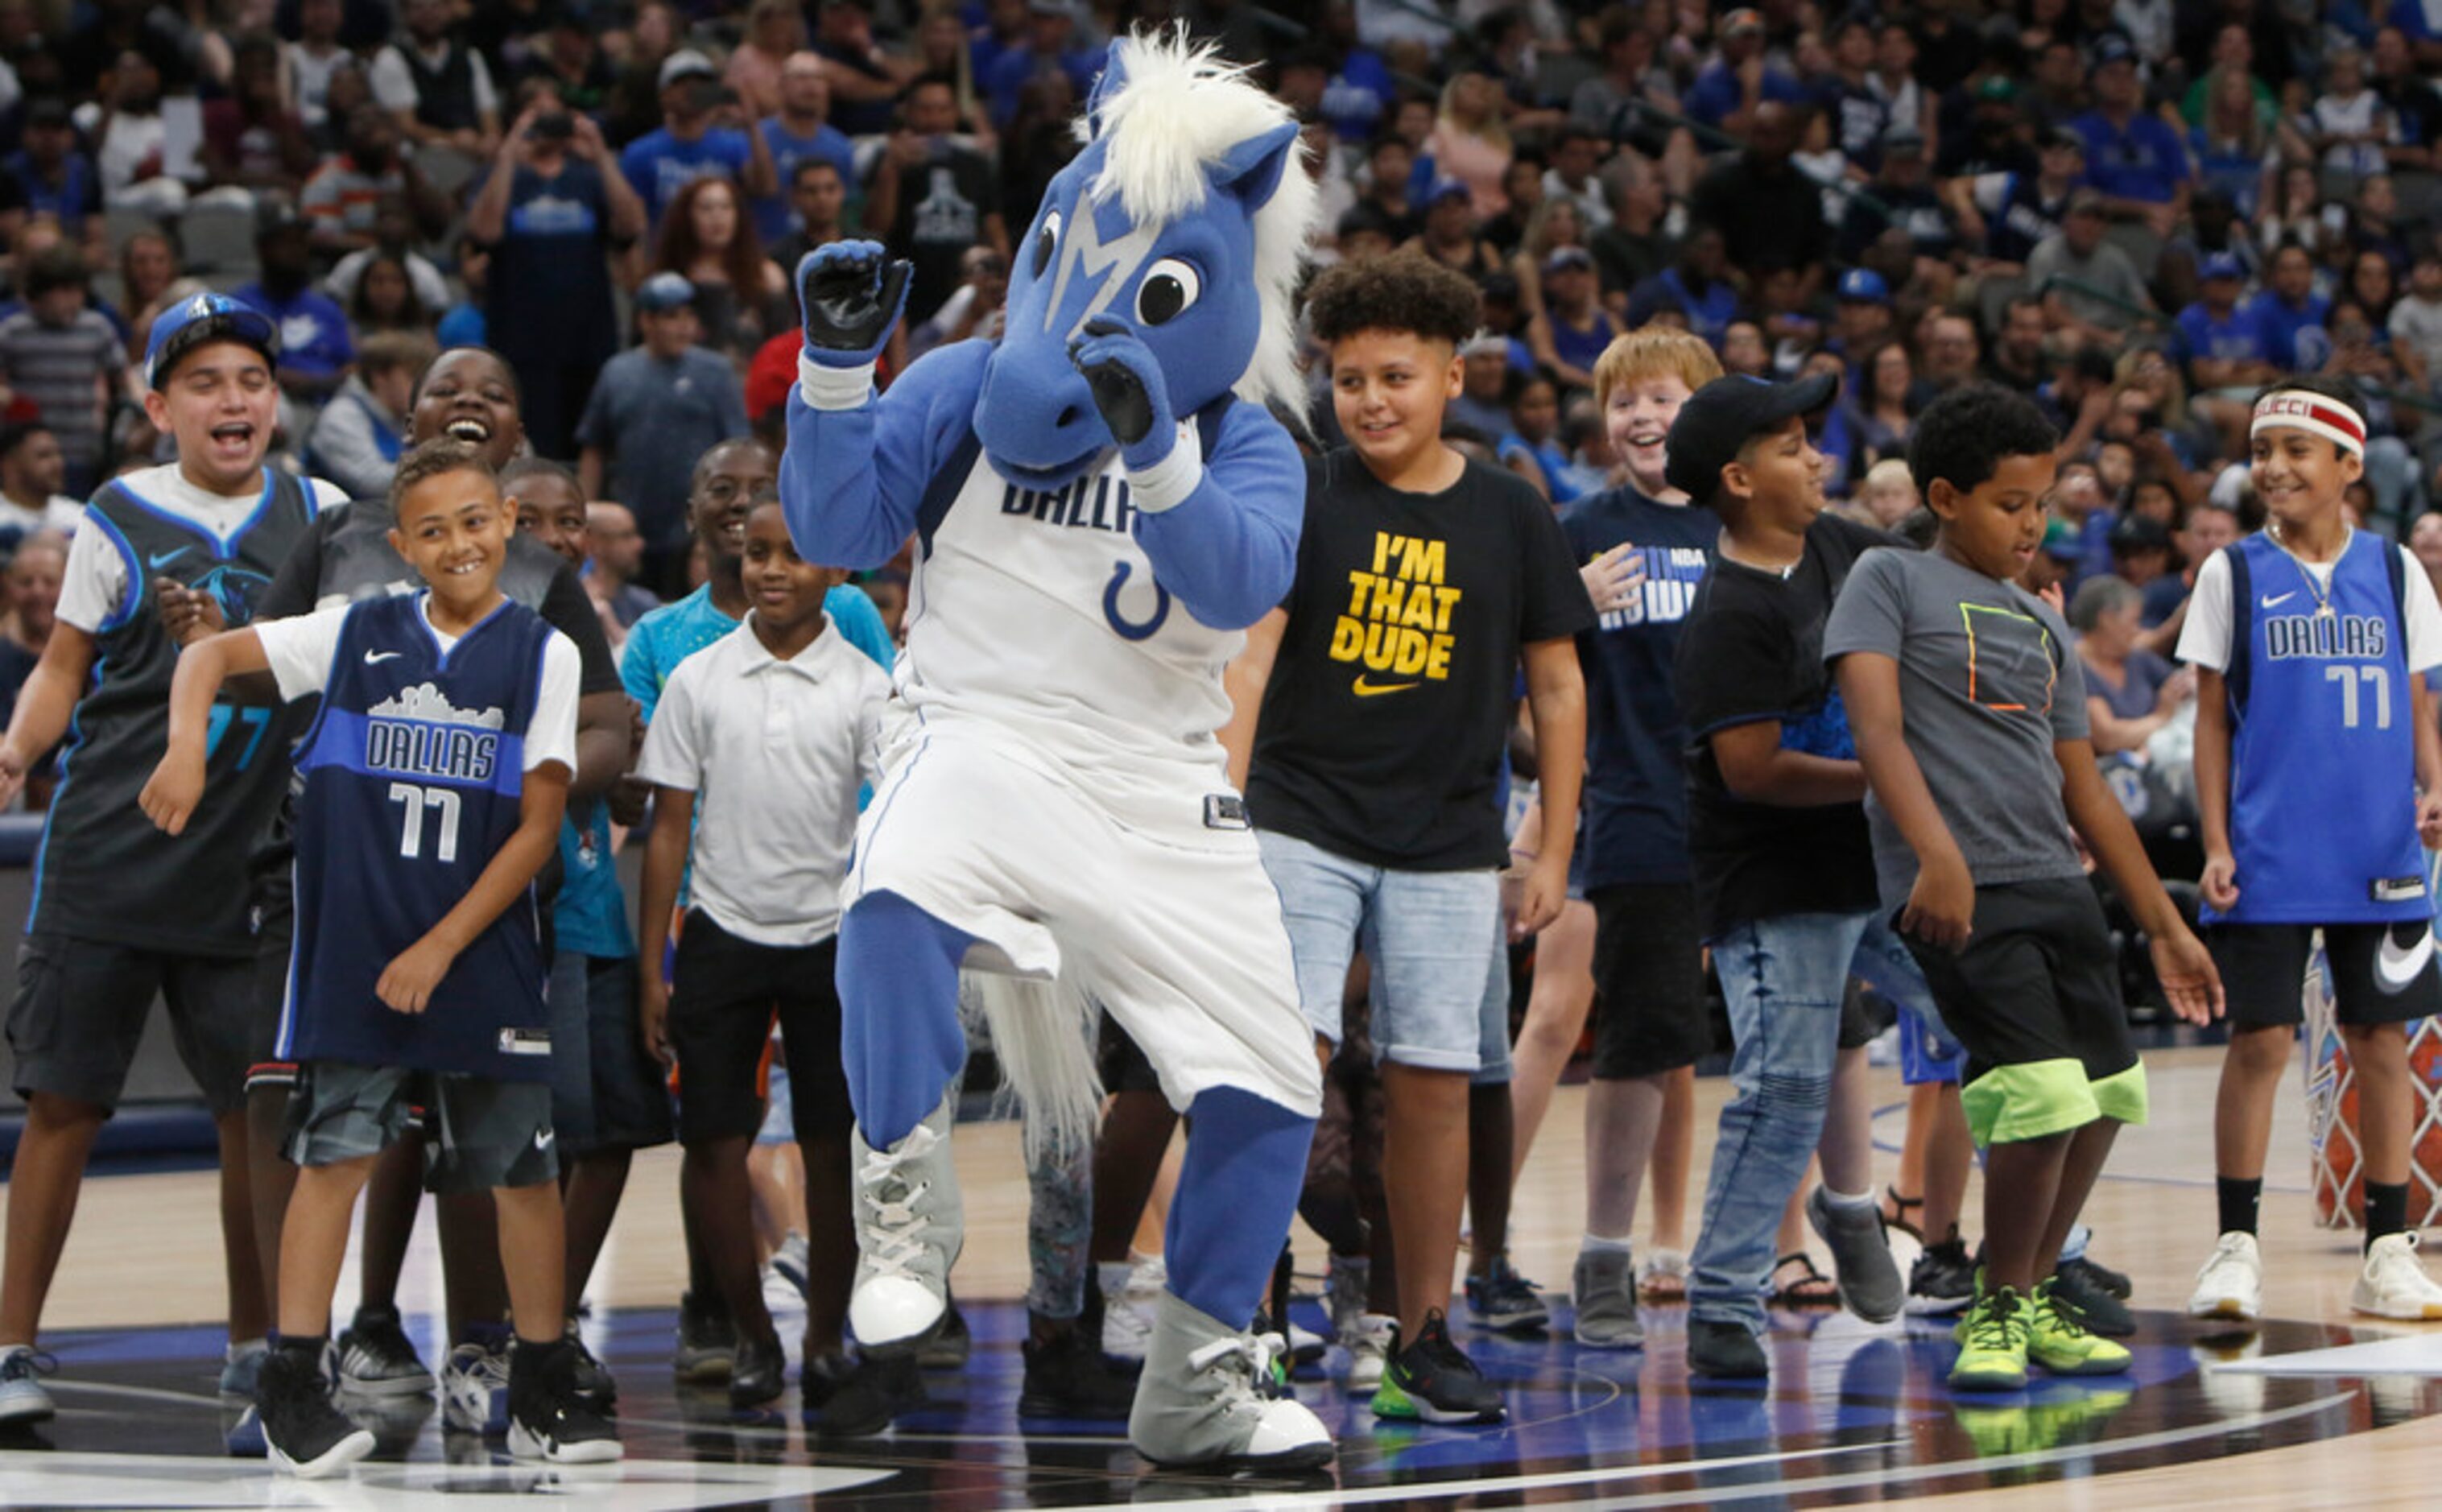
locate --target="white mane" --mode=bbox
[1077,27,1319,425]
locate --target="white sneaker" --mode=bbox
[2187,1231,2263,1321]
[2352,1233,2442,1320]
[440,1341,510,1435]
[1342,1312,1395,1395]
[1099,1255,1164,1361]
[0,1346,55,1424]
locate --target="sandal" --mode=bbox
[1880,1186,1925,1244]
[1769,1252,1840,1308]
[1637,1246,1689,1302]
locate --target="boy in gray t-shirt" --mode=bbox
[1825,384,2222,1396]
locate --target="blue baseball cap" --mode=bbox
[635,271,696,313]
[2089,30,2136,68]
[144,290,279,390]
[2201,251,2246,282]
[1837,268,1890,304]
[1423,176,1473,209]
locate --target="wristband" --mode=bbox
[1126,423,1203,514]
[798,353,878,411]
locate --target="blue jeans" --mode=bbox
[1688,911,1939,1332]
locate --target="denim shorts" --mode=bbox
[1257,829,1502,1073]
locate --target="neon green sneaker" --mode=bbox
[1948,1284,2031,1392]
[2027,1278,2133,1375]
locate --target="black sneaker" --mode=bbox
[673,1291,736,1383]
[564,1324,616,1409]
[1370,1310,1502,1425]
[729,1332,787,1408]
[805,1351,924,1439]
[915,1293,971,1370]
[258,1342,375,1480]
[2047,1259,2136,1336]
[2060,1250,2133,1302]
[506,1337,622,1464]
[1018,1326,1139,1421]
[1465,1254,1552,1335]
[333,1304,433,1398]
[1686,1318,1769,1379]
[1908,1237,1976,1316]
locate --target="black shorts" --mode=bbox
[1901,877,2145,1146]
[2209,920,2442,1030]
[547,950,676,1157]
[666,910,851,1147]
[1587,882,1711,1080]
[246,867,297,1094]
[285,1060,557,1193]
[8,932,253,1115]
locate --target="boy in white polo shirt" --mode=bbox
[634,500,889,1423]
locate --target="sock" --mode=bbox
[837,891,973,1147]
[2217,1175,2263,1237]
[1580,1232,1633,1254]
[2366,1179,2410,1249]
[1163,1087,1316,1328]
[2058,1221,2091,1263]
[226,1336,267,1363]
[1820,1186,1877,1212]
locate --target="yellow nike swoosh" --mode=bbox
[1352,677,1419,697]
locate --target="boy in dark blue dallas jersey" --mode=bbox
[139,441,618,1478]
[2180,378,2442,1325]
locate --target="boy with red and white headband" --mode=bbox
[2180,376,2442,1324]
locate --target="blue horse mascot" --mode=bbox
[779,29,1330,1472]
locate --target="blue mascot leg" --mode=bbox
[837,890,973,1148]
[1165,1087,1316,1328]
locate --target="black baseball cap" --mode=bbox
[1664,372,1840,502]
[2108,513,2171,552]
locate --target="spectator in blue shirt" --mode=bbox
[2248,242,2335,371]
[230,206,353,399]
[1683,7,1808,135]
[2071,31,2193,232]
[2177,251,2281,454]
[618,49,778,231]
[751,52,855,248]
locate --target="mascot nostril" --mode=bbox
[779,26,1334,1476]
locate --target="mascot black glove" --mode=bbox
[1068,316,1200,513]
[797,241,911,408]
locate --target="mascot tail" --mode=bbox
[962,971,1104,1164]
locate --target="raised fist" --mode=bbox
[798,242,912,366]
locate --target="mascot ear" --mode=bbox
[1213,120,1301,213]
[1084,43,1129,139]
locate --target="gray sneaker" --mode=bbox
[1805,1186,1903,1324]
[1571,1247,1644,1349]
[1130,1292,1333,1473]
[848,1097,964,1349]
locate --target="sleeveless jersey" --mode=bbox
[2213,530,2425,923]
[32,469,317,954]
[281,593,557,1080]
[897,403,1239,770]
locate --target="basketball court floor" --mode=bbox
[4,1047,2440,1509]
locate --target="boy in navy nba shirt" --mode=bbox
[2180,377,2442,1324]
[139,440,617,1477]
[1828,384,2222,1392]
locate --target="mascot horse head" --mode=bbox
[973,29,1317,490]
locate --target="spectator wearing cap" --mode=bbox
[1826,268,1893,376]
[1529,246,1624,395]
[1626,225,1739,347]
[0,248,122,497]
[0,100,102,267]
[1683,7,1808,136]
[1837,123,1965,301]
[2026,512,2084,600]
[1513,197,1592,322]
[1405,178,1503,284]
[1688,103,1831,297]
[574,272,747,568]
[229,207,353,402]
[618,47,779,232]
[1448,331,1515,440]
[300,101,452,254]
[467,82,647,463]
[861,76,1008,328]
[2068,31,2191,235]
[1951,128,2086,274]
[2177,251,2276,452]
[366,0,502,157]
[2027,189,2157,349]
[752,53,857,250]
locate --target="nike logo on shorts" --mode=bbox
[534,1128,556,1151]
[2376,924,2435,994]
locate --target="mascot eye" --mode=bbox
[1032,210,1061,278]
[1134,259,1201,326]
